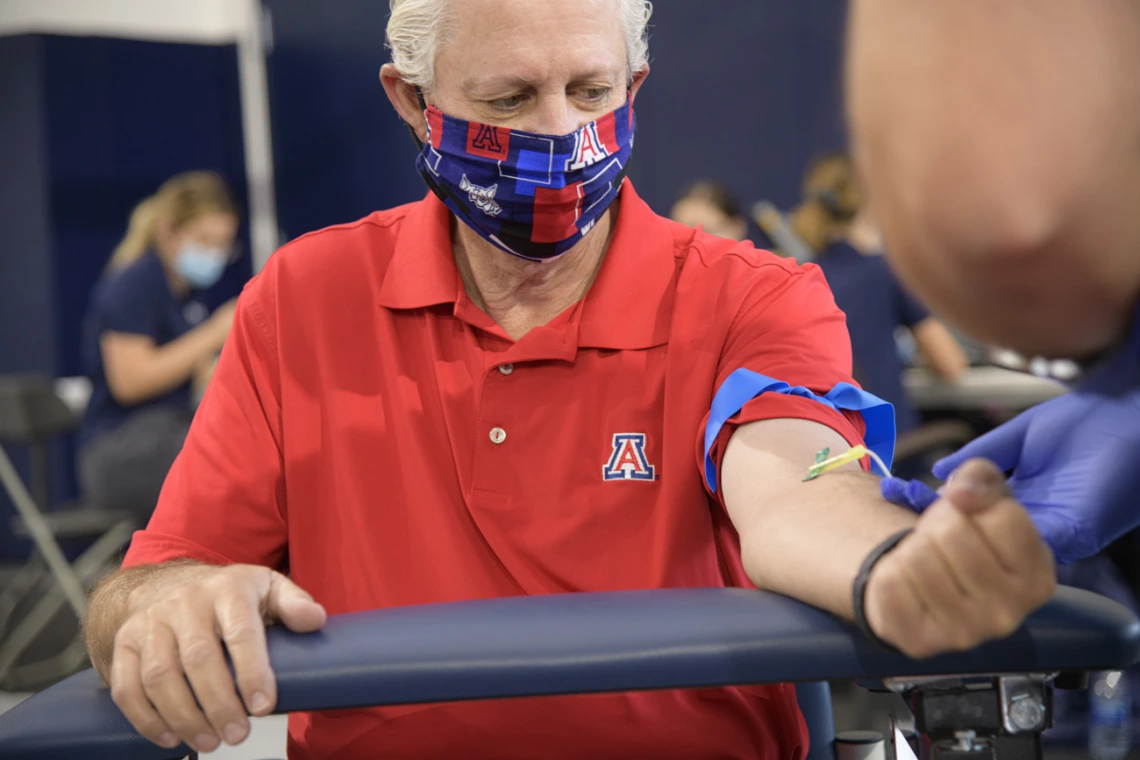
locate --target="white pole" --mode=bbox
[235,0,280,272]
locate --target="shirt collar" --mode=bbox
[576,181,676,350]
[376,193,461,310]
[377,181,676,350]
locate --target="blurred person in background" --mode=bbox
[792,154,967,451]
[78,171,239,519]
[669,180,748,242]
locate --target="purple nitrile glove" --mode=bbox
[883,310,1140,565]
[880,476,940,513]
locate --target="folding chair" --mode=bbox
[0,375,136,690]
[0,585,1136,759]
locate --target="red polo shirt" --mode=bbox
[124,182,865,760]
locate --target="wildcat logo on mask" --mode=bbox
[459,174,502,217]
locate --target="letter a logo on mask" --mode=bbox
[465,121,511,160]
[473,123,503,154]
[567,123,611,172]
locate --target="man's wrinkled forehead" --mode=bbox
[463,67,624,97]
[438,0,627,88]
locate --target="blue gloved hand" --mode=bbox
[880,475,940,512]
[883,319,1140,564]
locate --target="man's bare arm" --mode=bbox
[721,418,1054,657]
[721,418,915,617]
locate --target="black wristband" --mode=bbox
[852,528,914,650]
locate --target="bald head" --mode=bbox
[848,0,1140,358]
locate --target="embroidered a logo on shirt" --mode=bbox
[460,174,502,217]
[602,433,656,481]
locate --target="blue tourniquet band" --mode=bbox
[703,369,896,492]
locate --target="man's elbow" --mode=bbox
[737,532,778,593]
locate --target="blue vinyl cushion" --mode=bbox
[0,586,1137,759]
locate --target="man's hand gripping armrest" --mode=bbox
[84,561,327,753]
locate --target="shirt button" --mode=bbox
[489,427,507,444]
[498,363,514,376]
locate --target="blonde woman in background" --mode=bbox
[78,171,240,518]
[792,155,967,454]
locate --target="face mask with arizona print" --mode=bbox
[414,97,637,261]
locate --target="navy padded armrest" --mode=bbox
[1,586,1137,759]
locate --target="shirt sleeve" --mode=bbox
[99,275,163,340]
[122,271,289,570]
[698,263,882,497]
[890,265,931,328]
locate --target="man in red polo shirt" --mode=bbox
[84,1,1056,758]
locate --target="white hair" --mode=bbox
[386,0,653,92]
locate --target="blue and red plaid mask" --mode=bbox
[414,98,637,261]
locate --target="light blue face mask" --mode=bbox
[174,242,228,289]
